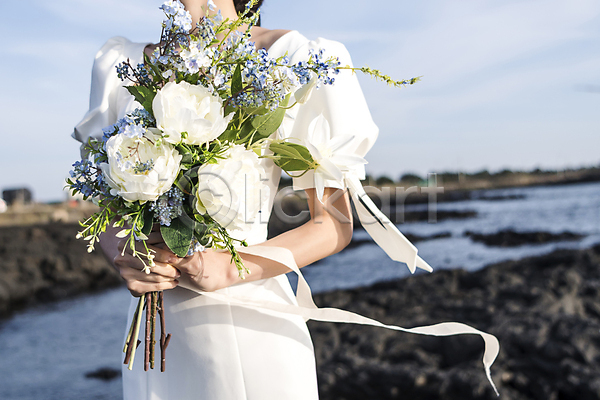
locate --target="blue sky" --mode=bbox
[1,0,599,201]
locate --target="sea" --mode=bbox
[1,181,599,400]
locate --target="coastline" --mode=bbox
[0,221,598,399]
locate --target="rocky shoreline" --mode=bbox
[309,245,600,400]
[2,223,598,400]
[0,223,119,318]
[465,229,584,247]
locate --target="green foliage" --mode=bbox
[160,217,195,258]
[342,65,421,88]
[375,175,395,186]
[141,206,154,237]
[126,86,157,117]
[231,64,243,96]
[246,105,286,144]
[268,141,316,172]
[400,173,423,182]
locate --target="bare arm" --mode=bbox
[174,187,353,291]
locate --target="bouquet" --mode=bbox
[67,0,418,372]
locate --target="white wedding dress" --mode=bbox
[74,31,499,400]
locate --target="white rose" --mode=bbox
[194,145,269,232]
[153,81,233,146]
[100,129,182,203]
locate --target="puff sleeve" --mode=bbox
[274,33,379,191]
[72,37,148,157]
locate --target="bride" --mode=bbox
[73,0,498,398]
[74,0,369,398]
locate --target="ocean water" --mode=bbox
[1,182,599,400]
[303,181,600,292]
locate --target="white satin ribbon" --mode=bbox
[179,245,500,396]
[345,174,432,274]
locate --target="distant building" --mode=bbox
[2,188,33,206]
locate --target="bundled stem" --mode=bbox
[124,296,145,369]
[124,291,171,372]
[144,293,152,371]
[158,291,172,372]
[150,292,158,369]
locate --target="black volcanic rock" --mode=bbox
[465,229,584,247]
[85,367,121,381]
[309,245,600,400]
[0,224,121,318]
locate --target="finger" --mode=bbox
[127,280,179,297]
[147,231,163,244]
[114,251,146,271]
[147,244,180,264]
[175,253,203,277]
[119,264,179,283]
[146,262,181,279]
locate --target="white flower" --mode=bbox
[153,81,233,146]
[293,72,318,104]
[121,123,145,139]
[100,129,182,203]
[210,66,226,87]
[272,66,300,95]
[180,41,212,74]
[194,145,269,233]
[304,114,367,202]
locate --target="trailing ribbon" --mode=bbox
[179,245,500,396]
[345,174,432,273]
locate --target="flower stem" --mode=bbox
[127,295,146,370]
[150,292,158,369]
[158,291,171,372]
[144,292,151,371]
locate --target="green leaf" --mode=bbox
[286,143,313,161]
[161,217,194,258]
[250,106,286,142]
[246,104,269,116]
[126,86,156,115]
[141,206,154,237]
[233,120,256,144]
[180,153,194,165]
[269,143,301,158]
[269,142,315,172]
[144,53,165,83]
[231,64,243,95]
[176,168,198,196]
[278,159,313,171]
[193,222,208,238]
[218,129,238,142]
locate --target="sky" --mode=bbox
[1,0,599,201]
